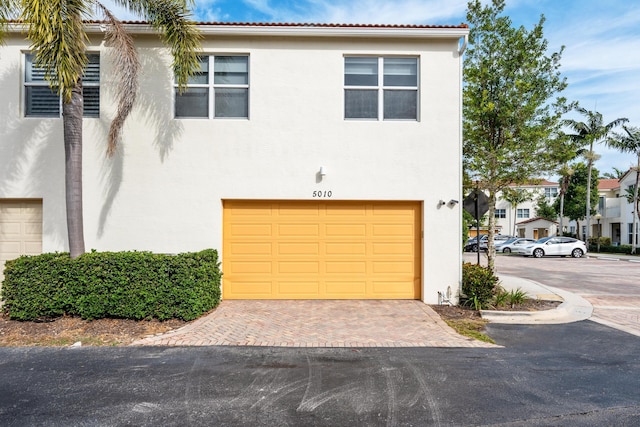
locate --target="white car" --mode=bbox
[513,236,587,258]
[495,238,536,253]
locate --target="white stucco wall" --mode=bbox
[0,25,466,303]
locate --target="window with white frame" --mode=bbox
[25,53,100,117]
[544,187,558,199]
[629,223,639,245]
[517,208,530,218]
[344,57,418,120]
[495,209,506,218]
[174,55,249,119]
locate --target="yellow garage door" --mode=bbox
[223,200,421,299]
[0,200,43,283]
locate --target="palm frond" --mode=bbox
[96,3,140,156]
[21,0,91,101]
[0,0,20,43]
[112,0,201,90]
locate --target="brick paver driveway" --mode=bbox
[466,253,640,337]
[133,300,497,348]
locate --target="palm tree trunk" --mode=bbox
[585,145,593,244]
[559,194,565,235]
[63,80,86,258]
[633,159,639,254]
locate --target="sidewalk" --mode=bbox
[586,252,640,263]
[481,274,594,324]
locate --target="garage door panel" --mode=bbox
[278,261,320,274]
[278,224,319,237]
[230,242,272,255]
[325,261,367,274]
[324,205,367,216]
[0,222,22,237]
[223,201,420,299]
[372,224,414,237]
[278,204,320,216]
[325,224,366,237]
[24,223,43,236]
[231,261,272,274]
[229,281,273,296]
[372,242,414,255]
[325,242,366,255]
[227,204,273,216]
[373,280,417,296]
[326,281,367,294]
[373,261,414,274]
[230,224,272,237]
[278,242,319,255]
[1,200,43,283]
[278,281,320,295]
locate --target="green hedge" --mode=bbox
[587,244,638,255]
[1,249,221,321]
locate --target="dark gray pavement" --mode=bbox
[1,320,639,426]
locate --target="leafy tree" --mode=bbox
[501,187,533,235]
[563,106,627,245]
[554,163,599,240]
[607,126,640,253]
[535,195,557,222]
[0,0,201,258]
[462,209,474,245]
[463,0,568,270]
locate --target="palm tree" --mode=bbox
[602,167,626,179]
[0,0,201,258]
[564,106,627,243]
[608,126,640,253]
[501,187,534,236]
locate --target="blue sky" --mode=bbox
[105,0,640,177]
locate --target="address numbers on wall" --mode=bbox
[312,191,333,198]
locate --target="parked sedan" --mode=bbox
[479,234,515,251]
[495,238,536,253]
[464,235,487,252]
[513,236,587,258]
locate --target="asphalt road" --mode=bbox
[465,252,640,336]
[1,320,639,426]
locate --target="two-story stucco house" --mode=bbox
[593,170,639,246]
[494,180,559,238]
[0,22,468,303]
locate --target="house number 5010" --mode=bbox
[312,191,333,198]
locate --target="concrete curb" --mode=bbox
[480,275,593,325]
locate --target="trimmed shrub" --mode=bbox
[589,244,637,255]
[461,262,499,310]
[1,249,221,321]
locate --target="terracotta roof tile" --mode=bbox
[124,21,469,29]
[598,179,620,191]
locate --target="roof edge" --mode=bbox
[4,20,469,38]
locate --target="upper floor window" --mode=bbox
[25,53,100,117]
[517,208,530,218]
[544,187,558,199]
[495,209,506,218]
[175,55,249,119]
[344,57,418,120]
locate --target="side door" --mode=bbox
[543,237,562,256]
